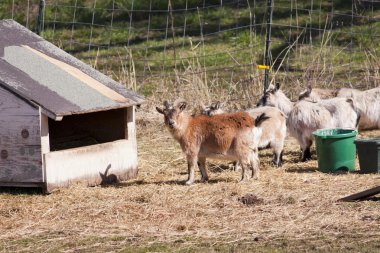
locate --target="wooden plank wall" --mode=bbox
[44,139,138,191]
[0,86,43,183]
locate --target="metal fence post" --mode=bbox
[263,0,273,92]
[37,0,45,35]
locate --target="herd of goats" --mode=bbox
[156,83,380,185]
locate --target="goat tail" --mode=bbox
[346,98,361,128]
[255,113,270,127]
[355,114,361,129]
[250,127,263,151]
[251,113,268,148]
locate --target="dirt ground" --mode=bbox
[0,105,379,253]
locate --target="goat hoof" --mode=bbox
[200,177,209,183]
[273,161,283,167]
[239,177,250,183]
[185,180,194,185]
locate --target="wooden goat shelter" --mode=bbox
[0,20,145,192]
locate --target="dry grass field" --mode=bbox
[0,102,380,253]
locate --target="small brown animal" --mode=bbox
[200,102,287,167]
[156,99,269,185]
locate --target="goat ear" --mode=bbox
[303,86,312,96]
[178,102,187,111]
[346,98,357,107]
[156,107,164,114]
[275,82,280,91]
[200,102,206,110]
[214,101,221,110]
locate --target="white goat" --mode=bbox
[156,99,269,185]
[298,86,373,102]
[201,102,287,166]
[336,87,363,98]
[337,87,380,130]
[257,83,360,161]
[298,85,337,102]
[297,85,380,130]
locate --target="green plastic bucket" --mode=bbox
[313,129,357,173]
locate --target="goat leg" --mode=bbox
[198,157,209,182]
[239,158,251,182]
[250,151,260,180]
[301,147,312,161]
[273,150,284,167]
[186,156,197,185]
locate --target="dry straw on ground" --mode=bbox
[0,101,379,252]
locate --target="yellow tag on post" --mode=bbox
[257,65,270,70]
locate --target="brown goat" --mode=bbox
[156,99,268,185]
[201,102,287,167]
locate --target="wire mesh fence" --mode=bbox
[1,0,380,106]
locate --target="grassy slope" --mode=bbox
[1,1,380,98]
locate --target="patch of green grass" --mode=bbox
[4,0,380,97]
